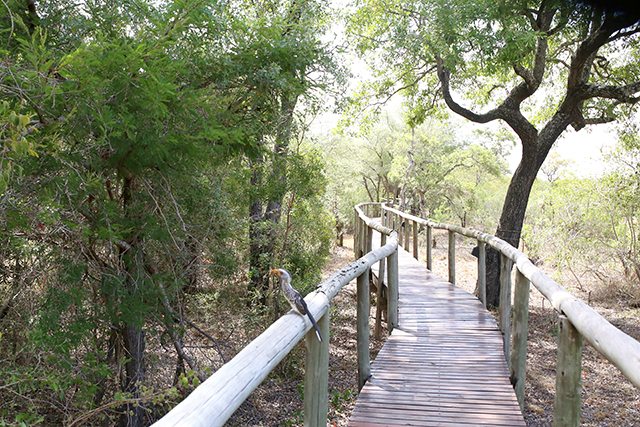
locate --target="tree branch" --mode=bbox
[583,116,616,125]
[435,56,501,124]
[362,175,375,202]
[583,81,640,103]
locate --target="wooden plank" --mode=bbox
[354,405,523,419]
[359,389,521,403]
[349,233,525,427]
[351,411,525,427]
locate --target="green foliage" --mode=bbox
[0,0,338,424]
[348,0,640,124]
[331,388,356,411]
[323,113,507,228]
[278,147,334,293]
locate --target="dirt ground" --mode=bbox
[224,231,639,426]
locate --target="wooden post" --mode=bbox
[357,271,370,390]
[426,226,433,270]
[387,249,399,332]
[478,241,486,308]
[398,216,403,247]
[510,268,530,410]
[305,310,329,427]
[359,218,365,258]
[375,233,387,339]
[404,217,410,251]
[354,216,359,257]
[448,230,456,284]
[353,211,358,258]
[499,253,513,365]
[412,221,419,260]
[366,225,373,254]
[553,315,583,427]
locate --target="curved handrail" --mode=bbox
[382,203,640,389]
[154,203,397,427]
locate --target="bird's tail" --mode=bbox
[306,311,323,342]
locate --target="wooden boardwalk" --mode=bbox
[349,239,526,426]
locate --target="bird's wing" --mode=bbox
[293,293,308,315]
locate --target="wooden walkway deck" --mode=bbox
[349,238,526,426]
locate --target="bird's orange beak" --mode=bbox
[270,268,281,277]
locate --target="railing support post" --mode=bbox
[375,233,386,339]
[448,230,456,284]
[387,249,399,332]
[304,309,329,427]
[404,218,410,251]
[366,225,373,254]
[477,241,486,308]
[353,210,358,258]
[553,315,583,427]
[398,216,403,247]
[499,254,513,365]
[426,226,433,270]
[358,217,365,258]
[357,271,370,390]
[412,221,419,260]
[510,268,530,410]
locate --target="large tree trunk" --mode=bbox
[120,323,146,427]
[118,176,147,427]
[485,145,543,307]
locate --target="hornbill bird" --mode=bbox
[270,268,322,342]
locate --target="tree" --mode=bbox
[1,1,338,424]
[605,123,640,284]
[322,115,506,232]
[232,0,340,302]
[0,1,255,425]
[349,0,640,307]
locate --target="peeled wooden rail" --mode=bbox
[381,203,640,426]
[154,203,398,427]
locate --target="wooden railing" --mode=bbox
[154,203,398,427]
[381,203,640,426]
